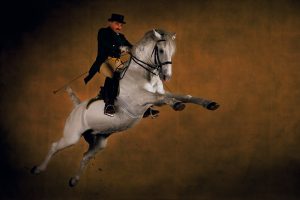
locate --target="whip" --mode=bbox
[53,71,88,94]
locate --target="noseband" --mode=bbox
[131,39,172,76]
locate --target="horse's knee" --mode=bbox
[172,102,186,111]
[82,155,92,163]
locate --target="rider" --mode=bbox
[84,13,159,118]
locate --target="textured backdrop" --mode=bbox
[0,0,300,199]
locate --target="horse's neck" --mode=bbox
[120,62,164,95]
[117,42,165,114]
[118,62,164,116]
[121,43,162,91]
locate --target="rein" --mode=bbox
[131,39,172,76]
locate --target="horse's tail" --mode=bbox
[65,86,81,107]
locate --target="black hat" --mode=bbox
[108,13,126,24]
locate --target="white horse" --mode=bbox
[31,29,219,187]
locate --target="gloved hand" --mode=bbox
[119,46,130,53]
[111,48,121,58]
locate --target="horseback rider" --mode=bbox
[84,13,159,117]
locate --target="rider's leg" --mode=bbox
[104,72,120,117]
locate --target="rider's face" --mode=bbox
[109,21,123,33]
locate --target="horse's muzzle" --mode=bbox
[160,74,171,81]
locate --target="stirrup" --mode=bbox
[104,104,115,117]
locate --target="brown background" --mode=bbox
[1,0,300,199]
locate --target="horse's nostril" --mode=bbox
[162,75,171,81]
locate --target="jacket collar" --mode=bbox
[107,26,121,36]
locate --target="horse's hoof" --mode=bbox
[30,166,41,175]
[206,102,220,110]
[69,177,79,187]
[173,102,185,111]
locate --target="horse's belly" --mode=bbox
[84,101,140,133]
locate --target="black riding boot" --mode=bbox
[103,72,120,117]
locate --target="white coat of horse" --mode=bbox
[31,29,219,187]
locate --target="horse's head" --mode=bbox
[132,29,176,82]
[151,29,176,81]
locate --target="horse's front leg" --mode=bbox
[165,92,220,110]
[142,92,186,111]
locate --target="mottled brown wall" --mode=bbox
[1,0,300,199]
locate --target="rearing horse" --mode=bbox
[31,29,219,187]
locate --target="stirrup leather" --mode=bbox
[86,95,102,109]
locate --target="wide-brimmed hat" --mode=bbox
[108,13,126,24]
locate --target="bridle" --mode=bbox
[131,39,172,76]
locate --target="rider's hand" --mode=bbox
[112,49,121,58]
[119,46,129,53]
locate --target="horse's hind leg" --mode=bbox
[31,134,80,174]
[69,133,108,187]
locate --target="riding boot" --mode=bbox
[103,72,120,117]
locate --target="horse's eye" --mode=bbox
[159,49,164,54]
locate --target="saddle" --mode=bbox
[86,53,131,110]
[99,52,131,78]
[86,87,104,109]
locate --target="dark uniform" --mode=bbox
[84,26,132,115]
[84,27,132,83]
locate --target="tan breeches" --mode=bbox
[100,53,131,78]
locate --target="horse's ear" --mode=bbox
[172,33,176,40]
[153,29,162,39]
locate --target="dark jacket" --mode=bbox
[84,27,132,84]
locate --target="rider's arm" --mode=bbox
[122,36,133,48]
[119,34,133,49]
